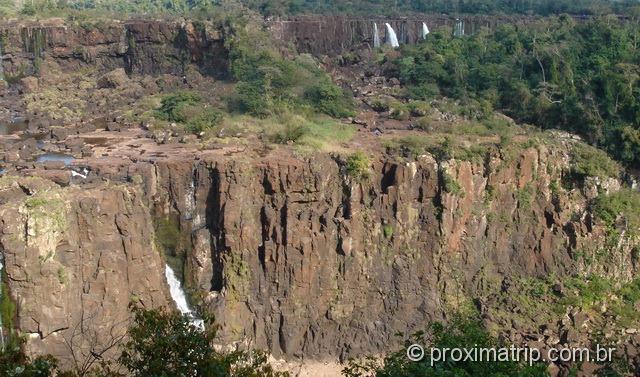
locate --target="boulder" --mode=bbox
[97,68,129,89]
[20,76,39,93]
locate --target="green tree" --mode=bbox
[0,338,58,377]
[119,307,288,377]
[342,314,549,377]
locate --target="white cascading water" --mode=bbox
[164,264,205,330]
[373,23,380,48]
[384,23,399,48]
[422,22,430,39]
[454,19,465,37]
[0,43,5,82]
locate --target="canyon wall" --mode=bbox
[0,19,228,80]
[126,142,634,362]
[0,16,638,373]
[0,139,637,367]
[269,15,528,55]
[0,177,169,365]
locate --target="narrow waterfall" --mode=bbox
[0,42,5,82]
[454,19,465,37]
[373,23,380,48]
[164,264,204,330]
[422,22,430,39]
[384,23,399,48]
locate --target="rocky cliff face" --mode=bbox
[0,137,637,370]
[0,177,169,366]
[123,141,635,362]
[1,15,638,375]
[0,19,228,80]
[269,15,527,55]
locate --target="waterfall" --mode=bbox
[373,23,380,48]
[384,23,399,48]
[454,19,465,37]
[422,22,430,39]
[0,42,5,83]
[164,264,204,330]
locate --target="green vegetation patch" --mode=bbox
[346,151,371,182]
[593,189,640,236]
[383,18,640,167]
[384,135,488,163]
[343,312,548,377]
[570,143,620,180]
[156,92,224,135]
[442,171,464,196]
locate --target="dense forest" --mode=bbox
[2,0,640,17]
[380,15,640,166]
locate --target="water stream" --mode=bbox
[36,152,75,166]
[373,23,380,48]
[454,19,465,37]
[0,42,4,83]
[422,22,430,39]
[164,264,204,330]
[385,23,399,48]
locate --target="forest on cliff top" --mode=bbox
[2,0,640,18]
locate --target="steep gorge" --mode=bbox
[127,141,637,362]
[0,16,639,376]
[1,131,639,372]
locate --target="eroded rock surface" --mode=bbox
[0,177,169,365]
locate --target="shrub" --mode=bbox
[228,28,352,120]
[120,307,288,377]
[385,136,428,157]
[407,100,431,117]
[20,3,36,15]
[370,98,390,112]
[593,189,640,235]
[156,92,202,123]
[233,80,274,118]
[304,80,355,118]
[382,224,393,239]
[343,313,548,377]
[442,172,463,195]
[516,183,534,210]
[570,143,620,180]
[156,92,223,135]
[389,101,410,120]
[269,122,308,144]
[346,151,371,181]
[184,107,224,134]
[0,339,57,377]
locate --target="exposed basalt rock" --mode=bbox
[0,19,228,79]
[124,144,637,362]
[0,177,169,365]
[0,140,637,371]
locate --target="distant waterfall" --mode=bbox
[0,43,4,82]
[164,264,204,330]
[422,22,430,39]
[454,19,465,37]
[373,23,380,48]
[385,23,399,48]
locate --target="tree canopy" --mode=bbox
[380,15,640,166]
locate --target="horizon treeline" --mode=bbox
[2,0,640,18]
